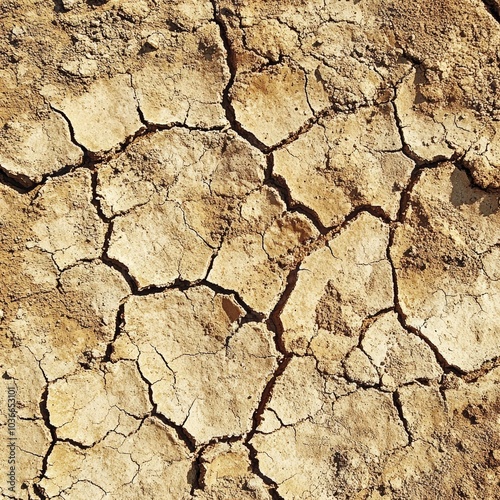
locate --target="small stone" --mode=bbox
[144,33,163,51]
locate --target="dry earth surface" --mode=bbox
[0,0,500,499]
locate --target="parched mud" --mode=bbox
[0,1,499,499]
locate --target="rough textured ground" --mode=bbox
[0,0,500,499]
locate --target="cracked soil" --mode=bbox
[1,0,500,499]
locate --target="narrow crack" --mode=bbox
[48,105,86,154]
[102,303,126,364]
[201,279,265,322]
[244,440,285,500]
[99,219,137,294]
[211,0,268,152]
[392,390,413,444]
[134,360,197,453]
[33,384,57,499]
[265,153,328,235]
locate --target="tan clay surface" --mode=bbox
[0,0,499,499]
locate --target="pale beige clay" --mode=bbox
[116,286,278,444]
[42,75,143,154]
[273,105,414,227]
[0,0,500,499]
[0,112,82,187]
[391,163,500,372]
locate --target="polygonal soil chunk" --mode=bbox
[108,200,213,289]
[398,383,447,443]
[394,68,486,164]
[252,384,408,499]
[7,261,129,382]
[0,375,51,496]
[0,362,52,495]
[361,312,442,389]
[8,262,128,381]
[47,361,151,446]
[59,261,130,338]
[29,169,107,270]
[0,347,46,419]
[280,212,393,363]
[380,368,500,498]
[133,23,229,128]
[119,286,278,444]
[343,348,379,387]
[464,119,500,189]
[0,111,82,187]
[43,74,143,153]
[195,442,271,499]
[208,186,319,315]
[231,64,313,147]
[273,104,414,227]
[38,418,193,499]
[391,163,500,371]
[97,128,265,246]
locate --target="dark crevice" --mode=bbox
[454,157,500,195]
[190,445,207,494]
[136,278,201,296]
[152,411,197,453]
[268,256,304,356]
[198,434,245,449]
[133,119,226,136]
[342,203,392,226]
[244,441,285,500]
[49,104,87,155]
[34,384,58,499]
[323,204,392,242]
[391,92,463,167]
[264,106,333,154]
[246,356,291,442]
[211,0,268,153]
[90,169,111,223]
[201,279,265,322]
[455,355,500,383]
[481,0,500,24]
[102,303,126,363]
[56,437,93,450]
[392,391,413,444]
[266,153,328,235]
[99,220,138,294]
[394,164,423,222]
[390,98,421,164]
[0,167,33,193]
